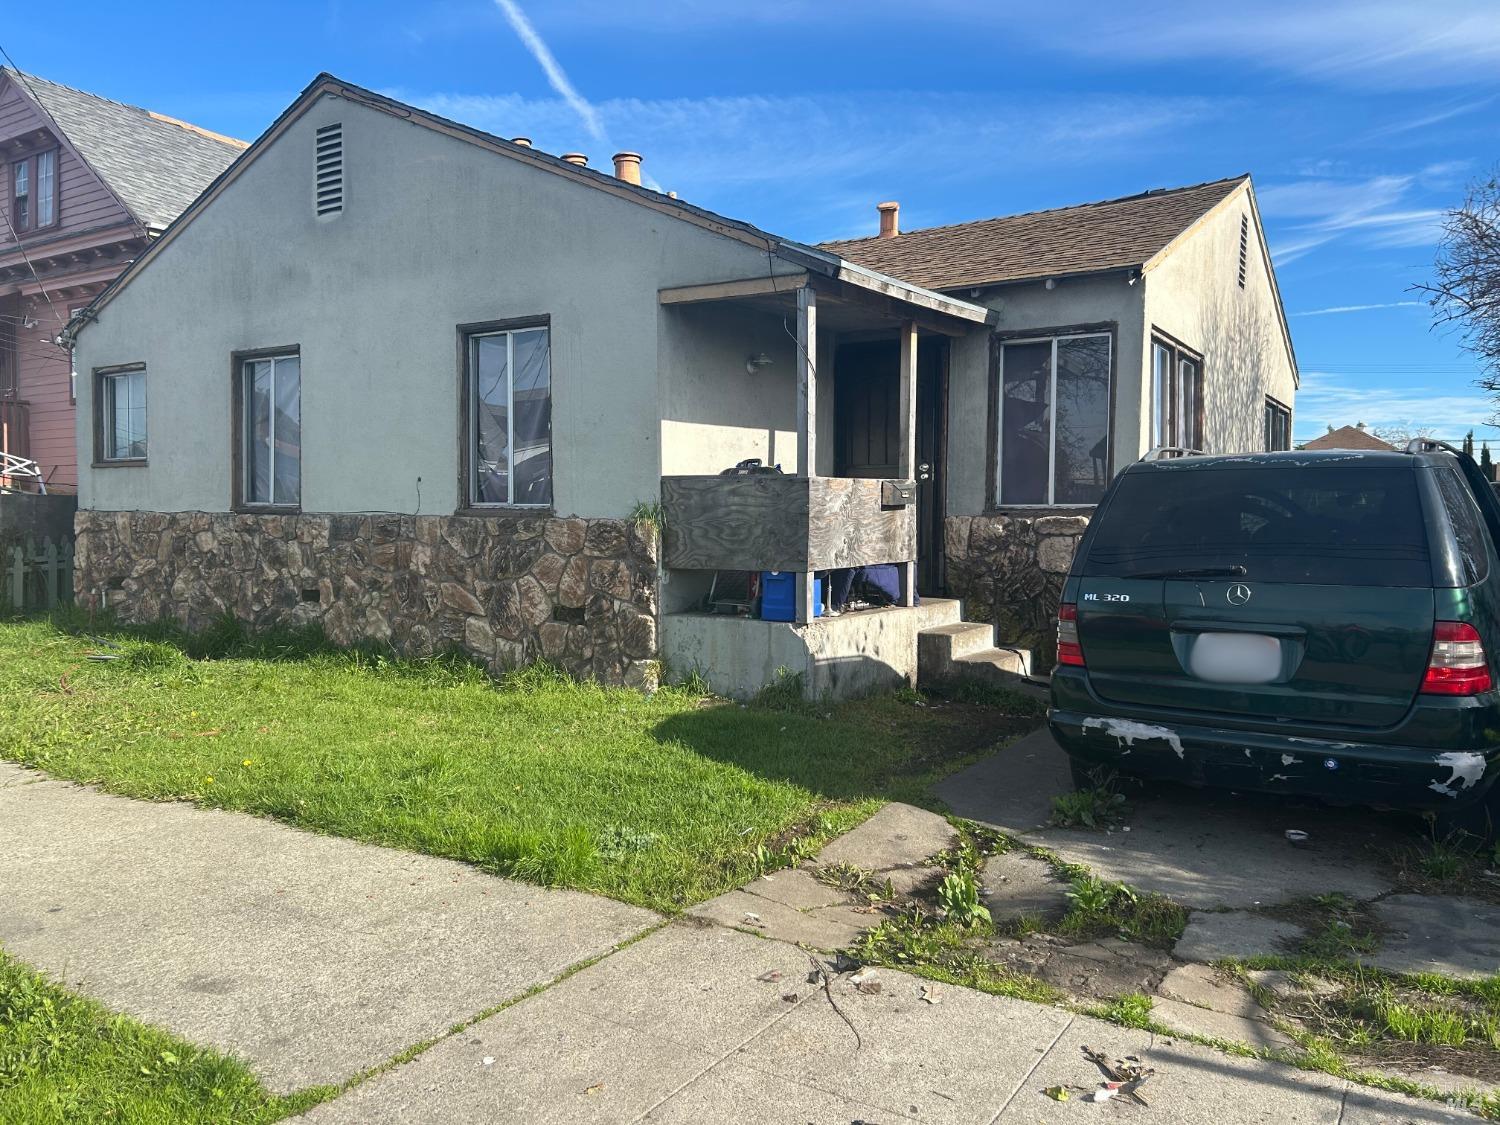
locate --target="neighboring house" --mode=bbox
[1301,424,1394,451]
[69,74,1297,697]
[0,69,245,491]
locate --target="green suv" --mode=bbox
[1048,442,1500,835]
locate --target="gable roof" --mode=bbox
[73,72,990,337]
[2,69,247,231]
[820,177,1250,291]
[1302,425,1395,451]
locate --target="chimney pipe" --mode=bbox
[511,136,533,148]
[612,151,642,185]
[877,201,900,239]
[561,152,587,167]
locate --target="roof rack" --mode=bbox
[1140,446,1206,462]
[1404,437,1465,457]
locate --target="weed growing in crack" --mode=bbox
[936,870,992,928]
[1094,992,1156,1030]
[1049,770,1129,830]
[1057,873,1187,948]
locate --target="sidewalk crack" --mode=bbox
[990,1013,1074,1123]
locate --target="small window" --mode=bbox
[1263,396,1291,451]
[240,353,301,507]
[466,324,552,507]
[10,148,59,233]
[1151,336,1204,451]
[98,367,147,462]
[1237,214,1249,288]
[314,123,343,218]
[1435,465,1490,586]
[995,331,1111,506]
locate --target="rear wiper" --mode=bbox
[1122,565,1248,580]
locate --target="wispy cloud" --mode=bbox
[493,0,605,142]
[1293,301,1425,317]
[397,88,1220,239]
[1260,173,1452,265]
[1293,371,1494,438]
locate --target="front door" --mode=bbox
[834,337,948,594]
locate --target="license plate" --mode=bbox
[1188,632,1282,684]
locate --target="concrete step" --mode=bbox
[913,596,964,629]
[955,646,1032,679]
[917,621,997,672]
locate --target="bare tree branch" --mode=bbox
[1414,168,1500,417]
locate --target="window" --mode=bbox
[466,324,552,507]
[1150,336,1203,451]
[11,149,58,233]
[239,353,301,506]
[1264,396,1291,451]
[995,331,1111,506]
[1081,465,1432,587]
[98,366,146,462]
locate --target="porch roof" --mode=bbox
[659,253,994,337]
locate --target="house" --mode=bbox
[68,74,1297,698]
[1302,423,1393,451]
[0,69,245,491]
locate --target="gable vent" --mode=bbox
[1237,214,1249,288]
[315,123,344,218]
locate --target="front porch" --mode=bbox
[654,264,1020,698]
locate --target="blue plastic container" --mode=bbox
[761,571,821,621]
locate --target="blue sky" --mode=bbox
[10,1,1499,446]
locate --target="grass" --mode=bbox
[1052,869,1189,949]
[0,951,319,1124]
[0,613,1035,913]
[1048,768,1129,830]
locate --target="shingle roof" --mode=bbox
[819,176,1249,291]
[4,69,247,230]
[1301,425,1395,451]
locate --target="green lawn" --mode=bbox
[0,952,318,1124]
[0,614,1038,912]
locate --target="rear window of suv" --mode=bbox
[1082,464,1432,586]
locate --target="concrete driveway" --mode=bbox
[935,726,1420,910]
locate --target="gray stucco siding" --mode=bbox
[76,93,798,519]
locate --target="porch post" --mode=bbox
[897,318,918,607]
[796,285,818,624]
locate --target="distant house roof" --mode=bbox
[819,176,1250,291]
[1302,425,1395,451]
[3,69,247,230]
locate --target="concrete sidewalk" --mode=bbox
[0,762,656,1093]
[299,921,1461,1124]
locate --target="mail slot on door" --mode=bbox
[881,479,916,507]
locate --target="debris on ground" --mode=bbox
[1285,829,1309,846]
[919,984,942,1004]
[1044,1085,1070,1101]
[756,969,783,983]
[1081,1045,1154,1106]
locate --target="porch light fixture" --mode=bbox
[745,352,774,374]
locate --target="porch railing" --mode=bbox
[661,474,916,620]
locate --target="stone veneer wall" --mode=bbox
[74,511,660,687]
[943,512,1090,672]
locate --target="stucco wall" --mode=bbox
[1142,190,1297,455]
[75,92,801,519]
[944,274,1144,518]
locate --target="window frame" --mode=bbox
[458,316,553,513]
[988,322,1116,510]
[92,363,148,466]
[231,345,302,511]
[10,147,60,235]
[1149,332,1205,452]
[1263,395,1292,452]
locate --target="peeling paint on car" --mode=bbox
[1081,717,1185,759]
[1286,737,1356,750]
[1269,773,1292,782]
[1428,751,1487,798]
[1280,754,1298,766]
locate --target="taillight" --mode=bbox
[1057,602,1085,667]
[1422,621,1493,696]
